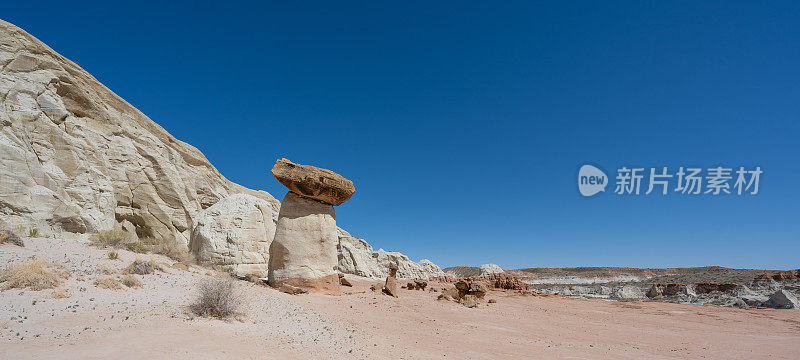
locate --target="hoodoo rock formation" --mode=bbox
[0,20,444,283]
[383,263,399,297]
[268,160,353,293]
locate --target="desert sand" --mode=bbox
[2,238,799,360]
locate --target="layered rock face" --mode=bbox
[189,194,278,276]
[0,20,278,244]
[755,269,800,281]
[337,228,444,279]
[268,189,341,293]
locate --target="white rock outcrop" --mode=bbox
[336,228,444,279]
[479,264,504,275]
[0,20,279,243]
[189,194,278,276]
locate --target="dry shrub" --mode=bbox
[122,273,142,288]
[125,240,150,254]
[126,259,162,275]
[51,288,72,298]
[0,230,24,247]
[90,228,134,248]
[96,264,119,275]
[97,232,195,264]
[150,238,196,264]
[94,276,123,290]
[190,278,240,318]
[108,251,119,260]
[168,262,190,271]
[0,258,68,290]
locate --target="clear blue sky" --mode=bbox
[6,1,798,269]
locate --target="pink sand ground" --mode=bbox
[2,238,799,359]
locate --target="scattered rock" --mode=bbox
[459,295,479,308]
[271,158,355,206]
[437,288,460,302]
[0,230,24,247]
[338,273,353,287]
[766,290,798,309]
[488,299,497,304]
[278,283,308,295]
[414,280,428,291]
[431,272,531,291]
[439,280,490,308]
[455,280,488,299]
[370,283,382,292]
[405,280,427,291]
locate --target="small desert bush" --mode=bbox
[151,238,196,264]
[96,264,119,275]
[126,259,162,275]
[190,278,240,318]
[94,276,123,290]
[98,232,195,264]
[0,258,68,291]
[0,230,24,247]
[51,288,72,298]
[28,228,38,237]
[91,228,133,248]
[125,240,150,254]
[121,273,142,288]
[108,251,119,260]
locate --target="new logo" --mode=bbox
[578,164,608,197]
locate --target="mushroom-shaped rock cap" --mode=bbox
[271,158,355,206]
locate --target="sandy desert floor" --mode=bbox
[1,238,799,359]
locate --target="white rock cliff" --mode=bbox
[0,19,278,245]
